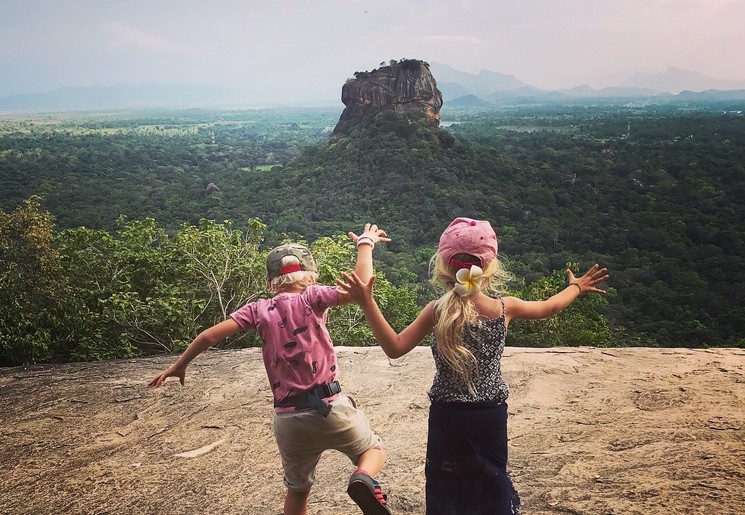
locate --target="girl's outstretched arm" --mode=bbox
[505,264,609,323]
[337,272,434,358]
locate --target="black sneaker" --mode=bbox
[347,471,392,514]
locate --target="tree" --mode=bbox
[0,197,63,365]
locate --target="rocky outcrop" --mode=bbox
[332,59,443,136]
[205,182,220,196]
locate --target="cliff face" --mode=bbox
[332,59,443,136]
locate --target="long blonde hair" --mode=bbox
[430,252,512,393]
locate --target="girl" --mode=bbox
[338,217,609,515]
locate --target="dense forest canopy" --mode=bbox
[1,102,743,365]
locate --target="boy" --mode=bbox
[150,224,392,515]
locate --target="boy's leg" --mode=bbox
[357,447,385,477]
[283,488,310,515]
[328,396,391,513]
[347,466,391,515]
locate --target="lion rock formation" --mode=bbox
[332,59,443,136]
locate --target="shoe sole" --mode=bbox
[347,479,392,515]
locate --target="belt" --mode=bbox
[273,381,341,417]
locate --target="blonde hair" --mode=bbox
[430,252,512,393]
[268,255,318,293]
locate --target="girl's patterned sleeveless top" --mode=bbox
[429,298,510,404]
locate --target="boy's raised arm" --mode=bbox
[347,223,390,282]
[336,223,389,306]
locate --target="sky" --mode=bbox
[1,0,744,100]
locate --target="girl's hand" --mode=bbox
[336,271,376,305]
[566,264,609,296]
[347,223,391,246]
[149,364,187,387]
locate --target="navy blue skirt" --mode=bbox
[425,400,521,515]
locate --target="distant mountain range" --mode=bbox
[429,62,745,106]
[0,83,339,113]
[1,64,745,113]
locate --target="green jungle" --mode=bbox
[1,101,744,366]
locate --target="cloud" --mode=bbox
[103,22,197,55]
[420,34,485,45]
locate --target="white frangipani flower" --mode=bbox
[453,265,483,296]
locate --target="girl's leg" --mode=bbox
[283,488,310,515]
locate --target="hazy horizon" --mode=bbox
[2,0,744,101]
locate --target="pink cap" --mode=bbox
[438,217,498,269]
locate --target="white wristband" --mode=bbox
[356,236,375,248]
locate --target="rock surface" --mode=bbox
[332,60,443,136]
[1,346,743,514]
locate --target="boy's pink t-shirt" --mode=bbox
[230,285,340,412]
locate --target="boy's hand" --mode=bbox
[566,264,609,296]
[336,272,376,305]
[149,364,187,387]
[348,223,391,247]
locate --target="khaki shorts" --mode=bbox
[273,395,383,491]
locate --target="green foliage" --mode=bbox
[0,198,423,364]
[2,103,744,351]
[0,196,62,365]
[0,199,274,364]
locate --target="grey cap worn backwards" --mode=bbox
[266,244,318,282]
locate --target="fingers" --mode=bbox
[336,272,357,289]
[149,369,185,388]
[358,223,391,244]
[337,271,374,289]
[593,274,610,285]
[345,271,362,283]
[149,374,164,387]
[566,265,609,295]
[336,272,353,287]
[588,265,609,285]
[347,231,359,243]
[580,265,608,280]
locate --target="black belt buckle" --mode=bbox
[274,381,341,417]
[319,380,341,398]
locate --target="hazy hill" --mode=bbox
[3,63,745,113]
[430,61,537,98]
[433,63,745,103]
[0,83,245,112]
[622,66,745,94]
[0,83,339,113]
